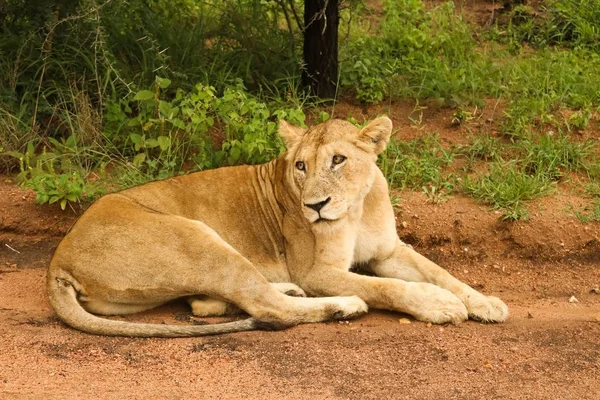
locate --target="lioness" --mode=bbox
[48,117,508,337]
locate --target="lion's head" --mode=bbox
[279,117,392,226]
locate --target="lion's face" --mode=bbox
[279,117,393,226]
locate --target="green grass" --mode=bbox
[502,0,600,52]
[464,162,555,220]
[517,133,596,180]
[573,199,600,222]
[456,134,504,168]
[586,181,600,197]
[1,0,600,217]
[379,134,456,196]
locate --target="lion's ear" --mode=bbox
[358,117,393,155]
[278,120,306,148]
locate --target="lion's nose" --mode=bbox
[304,197,331,212]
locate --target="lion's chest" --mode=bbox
[352,218,396,265]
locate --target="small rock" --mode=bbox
[401,221,408,229]
[510,346,518,352]
[426,322,432,328]
[568,295,579,303]
[484,363,492,369]
[527,312,534,319]
[590,286,600,295]
[399,318,411,324]
[593,317,600,322]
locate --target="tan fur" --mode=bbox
[48,117,508,337]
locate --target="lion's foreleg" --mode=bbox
[368,239,509,323]
[299,266,468,324]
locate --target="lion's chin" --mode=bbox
[305,212,342,224]
[304,208,349,225]
[309,213,346,226]
[303,205,348,225]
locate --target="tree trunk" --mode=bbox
[302,0,339,99]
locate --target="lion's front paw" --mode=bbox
[330,296,368,320]
[465,295,509,323]
[408,283,468,325]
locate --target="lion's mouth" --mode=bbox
[314,217,337,223]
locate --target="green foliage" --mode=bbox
[504,0,600,51]
[0,105,38,171]
[4,140,104,209]
[379,134,456,198]
[25,172,101,210]
[461,133,595,219]
[464,162,555,220]
[3,76,306,203]
[499,49,600,137]
[105,78,304,183]
[341,0,486,105]
[573,199,600,222]
[1,0,599,221]
[518,133,595,180]
[457,134,504,164]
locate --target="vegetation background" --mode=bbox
[0,0,598,221]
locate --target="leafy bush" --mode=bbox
[3,75,307,205]
[5,141,104,209]
[106,78,305,182]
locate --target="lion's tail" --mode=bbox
[47,272,270,338]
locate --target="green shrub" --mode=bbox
[106,78,305,181]
[5,141,104,209]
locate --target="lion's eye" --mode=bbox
[295,161,306,171]
[332,155,347,165]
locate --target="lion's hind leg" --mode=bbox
[187,296,241,317]
[82,299,166,316]
[270,282,306,297]
[187,283,307,317]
